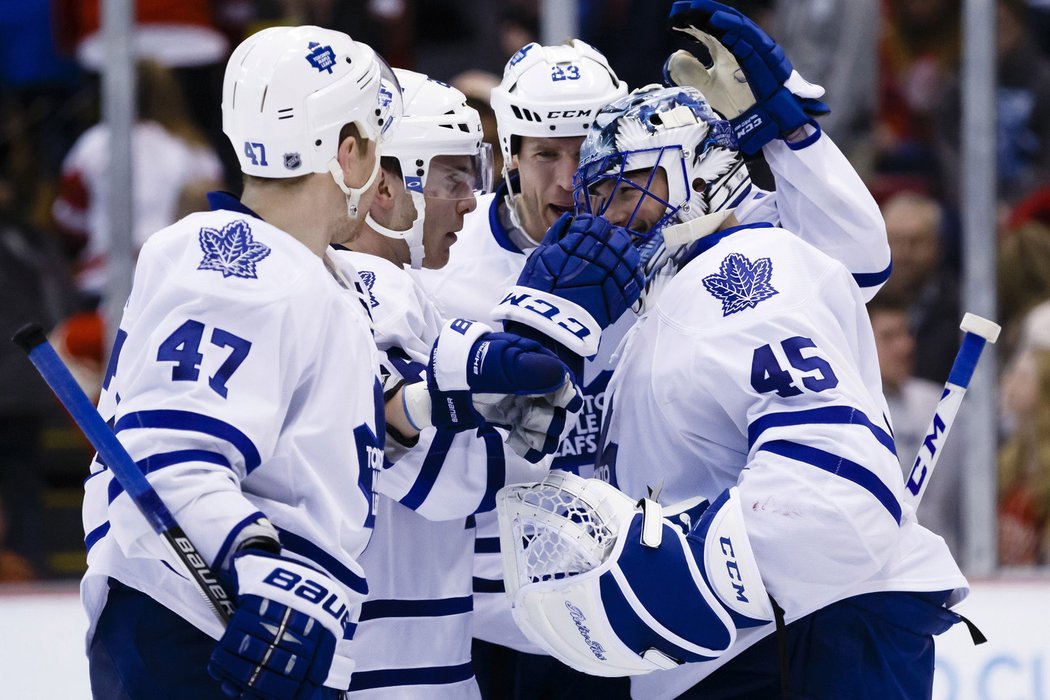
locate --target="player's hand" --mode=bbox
[474,375,583,462]
[208,550,352,699]
[666,0,829,155]
[403,319,579,434]
[493,213,643,358]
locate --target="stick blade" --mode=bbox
[960,313,1001,343]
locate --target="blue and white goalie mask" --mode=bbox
[573,85,752,287]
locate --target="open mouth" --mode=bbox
[548,203,573,219]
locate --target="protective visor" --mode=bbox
[418,144,494,199]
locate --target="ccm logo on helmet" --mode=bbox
[547,109,593,119]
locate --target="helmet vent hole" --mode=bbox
[345,57,352,64]
[277,107,294,120]
[315,139,322,146]
[649,114,663,126]
[691,178,707,193]
[260,85,268,111]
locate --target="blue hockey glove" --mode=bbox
[208,550,355,699]
[667,0,830,155]
[494,213,644,358]
[402,318,581,440]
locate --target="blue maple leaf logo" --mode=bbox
[197,219,271,279]
[358,270,380,308]
[306,42,336,74]
[702,252,778,316]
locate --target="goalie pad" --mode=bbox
[496,473,773,676]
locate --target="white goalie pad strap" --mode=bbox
[698,487,774,622]
[492,286,601,357]
[431,318,493,390]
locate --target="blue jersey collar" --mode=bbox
[207,191,264,220]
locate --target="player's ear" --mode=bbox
[371,166,402,210]
[336,122,375,188]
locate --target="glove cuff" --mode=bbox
[493,286,601,358]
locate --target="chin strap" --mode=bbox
[363,190,428,269]
[329,153,382,220]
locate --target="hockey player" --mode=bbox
[417,17,895,693]
[81,27,578,700]
[334,68,584,698]
[498,3,969,697]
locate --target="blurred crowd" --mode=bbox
[2,0,1050,580]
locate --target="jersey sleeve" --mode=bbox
[738,124,892,301]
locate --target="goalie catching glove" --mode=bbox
[665,0,829,155]
[494,214,644,359]
[496,472,773,676]
[401,318,583,461]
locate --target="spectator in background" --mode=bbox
[998,300,1050,566]
[880,191,961,383]
[772,0,879,174]
[876,0,961,191]
[998,219,1050,353]
[935,0,1050,208]
[0,149,79,576]
[870,296,963,556]
[52,59,223,308]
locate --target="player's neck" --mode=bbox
[348,226,409,267]
[241,182,334,257]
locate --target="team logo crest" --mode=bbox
[306,42,336,74]
[358,270,380,308]
[284,152,301,170]
[198,219,271,279]
[702,252,778,316]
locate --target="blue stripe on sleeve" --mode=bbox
[399,430,456,511]
[748,406,896,456]
[476,427,506,514]
[472,577,506,594]
[107,449,233,503]
[359,595,473,621]
[276,527,369,597]
[347,662,474,691]
[212,511,269,570]
[114,410,262,473]
[474,536,501,554]
[853,260,893,288]
[758,439,902,524]
[84,521,110,552]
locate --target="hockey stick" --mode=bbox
[13,323,233,624]
[903,313,1001,509]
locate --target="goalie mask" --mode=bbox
[490,40,628,230]
[366,68,493,268]
[222,25,403,218]
[573,84,752,292]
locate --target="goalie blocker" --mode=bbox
[496,472,772,676]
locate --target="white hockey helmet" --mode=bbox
[490,40,627,168]
[574,84,752,289]
[222,26,403,216]
[366,68,493,269]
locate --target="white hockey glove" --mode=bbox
[402,319,583,461]
[496,472,773,676]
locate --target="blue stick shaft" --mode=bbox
[13,323,233,623]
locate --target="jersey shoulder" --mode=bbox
[657,225,846,331]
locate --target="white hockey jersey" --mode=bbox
[413,125,895,653]
[80,201,383,691]
[608,224,967,698]
[335,250,546,698]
